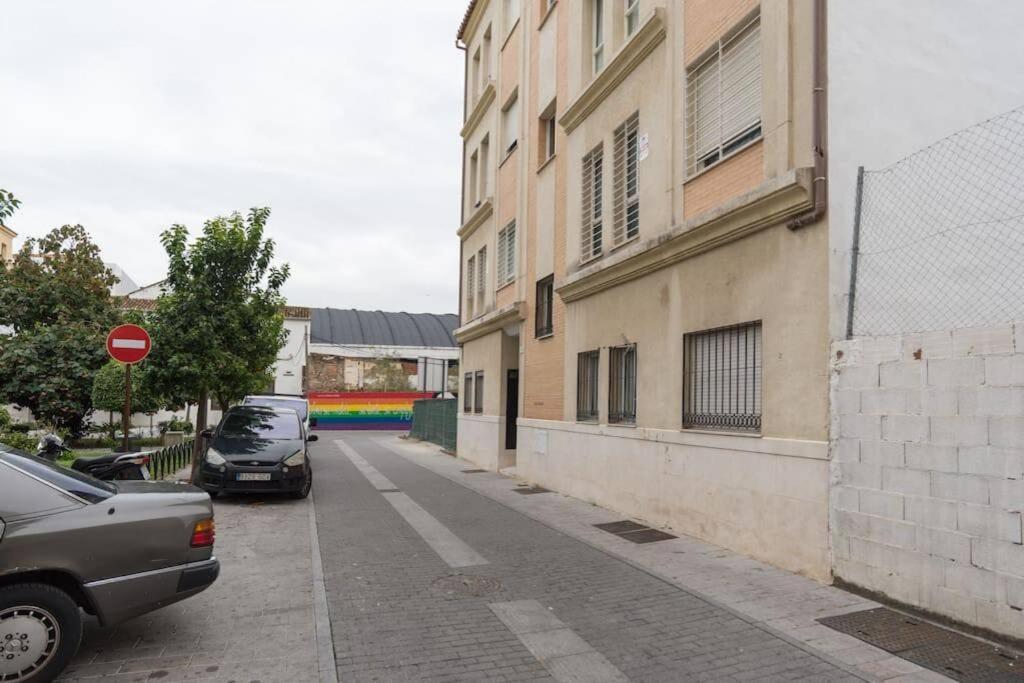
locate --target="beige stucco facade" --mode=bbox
[455,0,830,579]
[0,224,15,263]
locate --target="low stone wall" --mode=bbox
[831,323,1024,638]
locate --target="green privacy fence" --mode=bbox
[409,399,457,451]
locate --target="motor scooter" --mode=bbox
[37,433,151,480]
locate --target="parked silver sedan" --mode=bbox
[0,445,219,682]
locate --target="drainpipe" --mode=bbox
[787,0,827,231]
[456,37,468,328]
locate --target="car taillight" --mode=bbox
[191,518,215,548]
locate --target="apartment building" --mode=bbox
[0,223,14,263]
[455,0,828,579]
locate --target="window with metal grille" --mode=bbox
[466,255,476,319]
[474,371,484,414]
[608,344,636,424]
[535,275,553,337]
[613,112,640,245]
[581,145,603,263]
[682,321,762,432]
[625,0,640,37]
[497,222,516,287]
[576,350,599,421]
[476,246,487,311]
[685,12,761,178]
[464,373,473,413]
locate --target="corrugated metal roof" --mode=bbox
[311,309,458,348]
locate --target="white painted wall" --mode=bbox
[829,0,1024,339]
[831,323,1024,639]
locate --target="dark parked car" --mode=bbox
[198,405,317,498]
[0,445,219,682]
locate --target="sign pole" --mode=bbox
[122,362,132,454]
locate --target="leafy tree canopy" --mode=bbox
[145,207,290,420]
[0,189,20,224]
[92,360,162,416]
[0,224,117,434]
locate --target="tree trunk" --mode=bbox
[190,390,209,484]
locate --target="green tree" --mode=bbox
[91,360,162,437]
[144,208,289,477]
[0,225,117,435]
[0,189,20,223]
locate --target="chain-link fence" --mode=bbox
[849,105,1024,337]
[409,398,457,451]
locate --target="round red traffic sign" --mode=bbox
[106,324,152,364]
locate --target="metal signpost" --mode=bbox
[105,324,153,453]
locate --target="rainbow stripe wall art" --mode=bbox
[308,392,433,430]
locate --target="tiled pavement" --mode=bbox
[58,491,318,682]
[314,434,880,682]
[56,433,955,681]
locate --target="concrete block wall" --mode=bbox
[830,323,1024,639]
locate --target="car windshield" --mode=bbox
[0,446,116,503]
[220,410,301,440]
[244,397,308,421]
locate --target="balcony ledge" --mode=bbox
[455,301,526,344]
[458,197,493,240]
[556,167,815,303]
[461,81,496,140]
[559,8,666,134]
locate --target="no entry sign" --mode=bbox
[106,324,152,364]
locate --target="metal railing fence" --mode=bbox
[148,439,194,480]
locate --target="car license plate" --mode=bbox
[237,473,271,481]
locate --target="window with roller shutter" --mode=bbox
[580,145,604,263]
[613,112,640,246]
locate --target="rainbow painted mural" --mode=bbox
[308,392,433,430]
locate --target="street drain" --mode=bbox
[430,574,503,598]
[819,607,1024,681]
[513,486,550,495]
[594,520,678,544]
[461,469,487,473]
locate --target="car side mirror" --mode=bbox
[307,434,319,442]
[199,429,214,440]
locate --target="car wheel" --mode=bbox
[0,583,82,683]
[290,467,312,499]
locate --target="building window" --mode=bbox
[625,0,640,37]
[464,373,474,413]
[686,12,761,177]
[502,91,520,156]
[471,48,482,103]
[592,0,605,73]
[497,221,516,287]
[608,344,636,424]
[503,0,521,37]
[580,145,603,262]
[466,254,476,319]
[539,99,556,166]
[535,275,554,337]
[476,246,487,312]
[482,25,493,88]
[576,350,599,421]
[612,112,640,245]
[479,135,490,202]
[469,149,480,208]
[682,321,762,432]
[474,371,485,414]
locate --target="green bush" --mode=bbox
[0,431,37,453]
[159,416,194,435]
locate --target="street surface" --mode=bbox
[58,433,953,682]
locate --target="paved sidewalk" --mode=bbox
[314,433,889,682]
[58,492,318,682]
[379,435,954,683]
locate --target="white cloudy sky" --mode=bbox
[0,0,467,313]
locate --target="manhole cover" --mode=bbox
[430,574,503,597]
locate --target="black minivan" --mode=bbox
[197,405,317,499]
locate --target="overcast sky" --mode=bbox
[0,0,467,313]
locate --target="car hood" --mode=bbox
[210,437,303,463]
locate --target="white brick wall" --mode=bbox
[831,322,1024,639]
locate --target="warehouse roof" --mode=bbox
[311,308,458,348]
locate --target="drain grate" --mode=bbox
[430,574,503,598]
[819,607,1024,682]
[461,469,487,473]
[513,486,550,495]
[595,520,648,534]
[377,488,401,493]
[593,520,678,544]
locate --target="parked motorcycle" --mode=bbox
[71,452,151,480]
[36,433,71,461]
